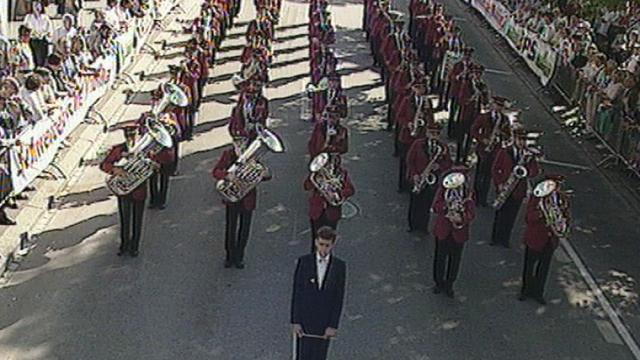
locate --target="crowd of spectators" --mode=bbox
[497,0,640,172]
[0,0,157,225]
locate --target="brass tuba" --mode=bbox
[309,153,345,206]
[106,118,174,196]
[105,83,188,196]
[232,57,262,88]
[216,125,285,202]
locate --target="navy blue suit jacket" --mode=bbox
[291,254,346,335]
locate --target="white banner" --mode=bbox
[470,0,557,86]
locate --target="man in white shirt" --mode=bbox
[291,226,347,360]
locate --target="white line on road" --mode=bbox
[484,68,513,76]
[560,238,640,359]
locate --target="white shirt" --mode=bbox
[316,253,330,289]
[23,14,53,39]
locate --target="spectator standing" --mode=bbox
[23,0,53,67]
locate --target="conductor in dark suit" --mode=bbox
[291,226,347,360]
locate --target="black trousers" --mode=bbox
[433,237,464,290]
[408,185,437,232]
[448,100,461,140]
[491,194,523,247]
[117,197,145,254]
[398,143,409,192]
[173,141,180,174]
[29,38,49,67]
[149,171,170,207]
[521,244,555,298]
[296,336,330,360]
[455,122,472,164]
[473,154,494,206]
[310,211,338,253]
[225,203,253,264]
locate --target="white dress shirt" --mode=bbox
[316,253,330,289]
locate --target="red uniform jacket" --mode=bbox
[523,194,568,252]
[398,96,432,145]
[100,144,147,201]
[229,94,268,137]
[431,186,476,243]
[392,92,415,130]
[308,122,349,157]
[211,148,257,211]
[406,139,453,181]
[471,111,507,159]
[303,170,355,222]
[492,148,540,201]
[448,60,470,102]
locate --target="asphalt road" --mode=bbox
[0,0,637,359]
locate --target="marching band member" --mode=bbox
[136,109,177,210]
[406,122,452,233]
[455,64,487,163]
[520,176,571,304]
[490,127,541,248]
[396,80,432,192]
[165,65,191,174]
[308,108,349,158]
[387,54,411,132]
[431,168,476,298]
[447,46,474,138]
[304,154,355,253]
[212,132,271,269]
[100,121,147,257]
[471,96,511,207]
[230,80,269,140]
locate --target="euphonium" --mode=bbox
[539,191,570,240]
[412,143,443,193]
[232,57,261,87]
[216,125,284,202]
[106,118,174,196]
[444,187,468,230]
[105,83,188,196]
[309,153,345,206]
[305,77,329,96]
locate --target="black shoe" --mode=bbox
[432,285,442,294]
[224,259,233,268]
[235,261,245,269]
[130,250,139,257]
[445,287,455,298]
[157,204,166,210]
[489,241,498,247]
[117,249,125,256]
[406,227,414,233]
[148,203,158,209]
[534,296,547,305]
[518,293,528,301]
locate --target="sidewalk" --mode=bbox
[0,2,194,272]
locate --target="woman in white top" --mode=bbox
[52,15,77,53]
[22,0,53,67]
